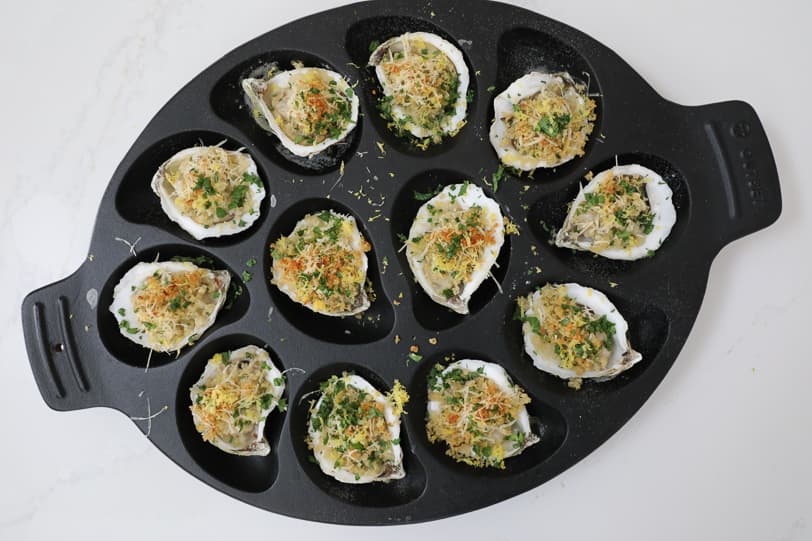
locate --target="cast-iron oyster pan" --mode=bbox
[21,0,781,525]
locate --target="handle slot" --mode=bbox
[56,296,89,392]
[31,302,66,399]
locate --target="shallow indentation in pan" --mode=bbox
[265,198,395,344]
[345,16,477,157]
[502,282,671,395]
[390,169,511,331]
[97,244,250,368]
[527,153,690,279]
[492,27,603,182]
[210,50,362,175]
[175,333,286,493]
[409,350,568,477]
[289,362,428,507]
[115,130,270,246]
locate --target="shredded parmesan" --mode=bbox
[376,36,460,142]
[191,350,282,449]
[130,268,225,351]
[502,77,595,165]
[565,171,655,251]
[271,211,370,314]
[409,201,497,301]
[426,365,531,469]
[518,285,615,374]
[307,375,407,480]
[162,146,259,226]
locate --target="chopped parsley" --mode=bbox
[414,185,443,201]
[491,165,505,193]
[118,319,140,334]
[193,175,216,195]
[427,362,534,469]
[306,374,408,480]
[518,285,619,374]
[535,112,571,138]
[407,352,423,364]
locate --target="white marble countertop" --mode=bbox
[2,0,810,539]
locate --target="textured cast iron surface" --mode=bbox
[21,0,781,525]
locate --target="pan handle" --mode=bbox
[687,100,782,251]
[22,267,114,412]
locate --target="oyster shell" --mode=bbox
[555,163,676,260]
[369,32,469,143]
[405,183,504,314]
[518,283,642,382]
[270,210,370,316]
[307,374,406,483]
[242,67,359,157]
[490,71,596,170]
[109,261,229,353]
[426,359,538,468]
[151,145,265,240]
[190,345,285,456]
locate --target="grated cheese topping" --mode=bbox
[502,76,595,165]
[264,70,354,146]
[308,375,408,481]
[191,349,282,450]
[426,364,531,469]
[376,36,460,142]
[517,284,616,374]
[130,268,225,351]
[271,211,370,315]
[567,171,655,251]
[162,146,261,227]
[408,186,499,302]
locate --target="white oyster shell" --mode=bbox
[369,31,469,140]
[489,71,592,170]
[406,183,504,314]
[270,210,370,317]
[242,67,359,157]
[189,345,285,456]
[426,359,539,461]
[520,283,642,381]
[555,163,677,260]
[150,145,265,240]
[308,374,404,484]
[109,261,229,352]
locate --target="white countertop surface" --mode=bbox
[2,0,810,539]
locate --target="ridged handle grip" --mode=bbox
[22,269,108,411]
[694,100,782,249]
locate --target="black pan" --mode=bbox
[21,0,781,525]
